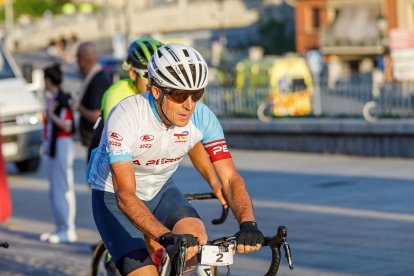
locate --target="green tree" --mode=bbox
[254,6,296,55]
[0,0,71,21]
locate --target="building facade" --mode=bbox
[295,0,403,81]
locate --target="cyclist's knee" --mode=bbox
[172,217,207,244]
[126,264,158,276]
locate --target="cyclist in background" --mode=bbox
[88,44,264,276]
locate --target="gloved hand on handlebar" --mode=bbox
[158,232,199,259]
[236,221,264,254]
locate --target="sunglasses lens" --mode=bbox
[169,89,204,103]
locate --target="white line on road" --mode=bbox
[253,200,414,223]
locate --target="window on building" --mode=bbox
[312,8,321,30]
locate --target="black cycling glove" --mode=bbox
[236,221,264,246]
[158,232,198,256]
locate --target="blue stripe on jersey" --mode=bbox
[149,93,163,124]
[191,102,225,144]
[108,151,133,163]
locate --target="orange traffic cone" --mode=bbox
[0,124,12,223]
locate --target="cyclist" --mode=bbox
[89,36,228,271]
[89,36,226,208]
[88,44,264,276]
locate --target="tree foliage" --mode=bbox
[0,0,71,21]
[253,5,296,55]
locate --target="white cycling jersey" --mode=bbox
[87,92,231,201]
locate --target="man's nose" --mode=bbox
[182,96,194,110]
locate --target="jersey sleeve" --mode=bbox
[105,100,136,164]
[192,102,232,162]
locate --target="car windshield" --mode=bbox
[0,48,16,79]
[278,78,307,93]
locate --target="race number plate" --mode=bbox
[200,245,233,266]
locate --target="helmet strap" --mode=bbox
[157,91,174,127]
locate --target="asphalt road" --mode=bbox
[1,143,414,275]
[4,44,414,276]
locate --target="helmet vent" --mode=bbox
[179,64,194,87]
[183,49,190,57]
[156,68,175,87]
[196,63,203,87]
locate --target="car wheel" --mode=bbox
[15,156,40,173]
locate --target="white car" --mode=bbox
[0,42,43,173]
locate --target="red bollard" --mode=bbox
[0,124,12,224]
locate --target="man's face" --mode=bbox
[129,68,148,93]
[153,86,203,127]
[76,51,87,76]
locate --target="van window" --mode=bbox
[278,78,307,93]
[0,50,16,79]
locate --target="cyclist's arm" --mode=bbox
[212,158,256,224]
[111,161,170,240]
[187,142,228,208]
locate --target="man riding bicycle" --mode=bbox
[88,44,264,275]
[89,36,227,208]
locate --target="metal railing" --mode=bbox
[204,79,414,120]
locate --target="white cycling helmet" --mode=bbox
[148,44,208,90]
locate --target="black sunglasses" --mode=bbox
[158,86,204,104]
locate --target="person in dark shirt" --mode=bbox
[75,41,112,161]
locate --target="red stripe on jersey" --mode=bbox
[204,140,232,162]
[203,139,226,147]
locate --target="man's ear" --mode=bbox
[128,68,137,81]
[151,85,161,100]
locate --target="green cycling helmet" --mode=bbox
[123,36,164,70]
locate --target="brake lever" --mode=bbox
[277,226,294,271]
[177,241,187,276]
[282,238,294,270]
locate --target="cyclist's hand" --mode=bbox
[236,221,264,254]
[158,232,199,260]
[212,186,228,208]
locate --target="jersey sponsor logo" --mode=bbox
[133,159,141,165]
[109,140,122,147]
[213,144,229,155]
[108,131,123,141]
[204,139,232,162]
[174,131,189,143]
[140,134,154,142]
[133,156,184,166]
[139,144,152,148]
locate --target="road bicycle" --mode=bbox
[90,192,229,276]
[90,193,293,275]
[163,225,293,276]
